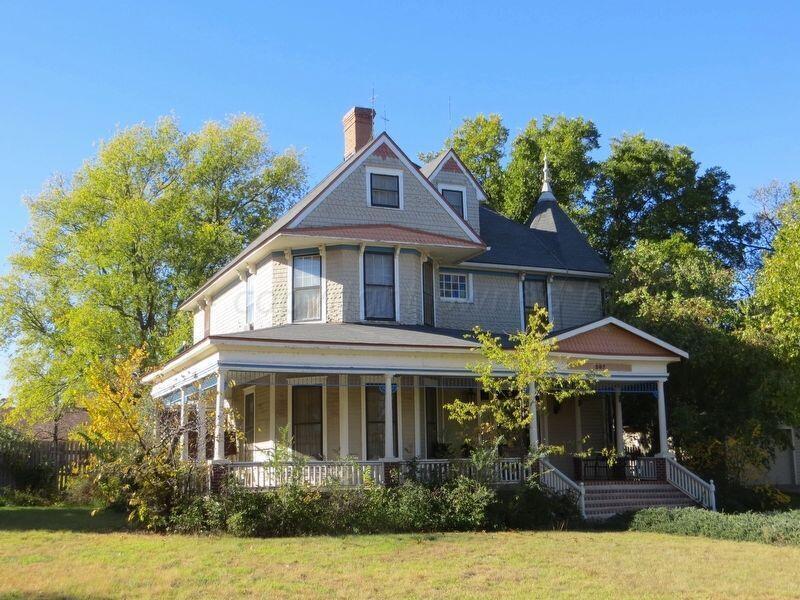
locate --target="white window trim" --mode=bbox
[360,245,398,322]
[288,251,325,324]
[243,385,256,446]
[437,183,467,221]
[287,379,327,459]
[366,166,404,210]
[438,271,473,303]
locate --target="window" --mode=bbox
[364,250,395,320]
[441,188,465,218]
[523,278,548,326]
[369,173,400,208]
[243,390,255,444]
[293,254,321,322]
[422,260,434,327]
[365,384,398,460]
[292,386,323,458]
[245,274,254,328]
[425,387,438,458]
[439,272,470,302]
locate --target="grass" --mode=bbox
[2,508,800,599]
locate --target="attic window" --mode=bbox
[368,168,402,208]
[438,184,467,219]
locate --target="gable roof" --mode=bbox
[420,149,488,202]
[551,317,688,359]
[180,132,484,310]
[467,205,610,275]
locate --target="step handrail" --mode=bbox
[665,458,716,511]
[540,458,586,518]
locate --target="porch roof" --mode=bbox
[210,322,489,349]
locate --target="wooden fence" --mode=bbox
[0,440,92,491]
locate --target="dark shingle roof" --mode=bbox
[212,322,514,349]
[470,204,610,275]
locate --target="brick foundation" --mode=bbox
[209,460,230,494]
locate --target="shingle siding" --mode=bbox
[299,153,472,241]
[325,246,360,323]
[435,270,522,332]
[429,170,481,234]
[550,277,603,331]
[398,251,421,325]
[272,253,289,326]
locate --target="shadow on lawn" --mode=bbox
[0,506,129,533]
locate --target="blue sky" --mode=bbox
[0,1,798,394]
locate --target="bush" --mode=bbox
[167,475,581,537]
[716,481,792,513]
[0,486,54,507]
[628,507,800,545]
[493,483,582,530]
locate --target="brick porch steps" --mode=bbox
[582,481,695,520]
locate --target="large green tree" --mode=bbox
[502,115,600,223]
[753,182,800,359]
[608,234,798,482]
[0,115,306,429]
[421,114,508,208]
[589,134,753,267]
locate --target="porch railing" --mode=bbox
[540,458,586,517]
[407,458,531,484]
[574,456,661,481]
[665,458,716,511]
[229,460,385,489]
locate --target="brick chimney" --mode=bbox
[342,106,375,159]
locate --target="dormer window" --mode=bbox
[367,167,403,209]
[438,184,467,219]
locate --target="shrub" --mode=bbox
[493,482,581,530]
[629,507,800,545]
[716,481,792,513]
[440,476,495,531]
[0,486,54,507]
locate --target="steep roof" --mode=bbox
[469,205,610,274]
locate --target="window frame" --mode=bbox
[362,249,396,321]
[438,271,473,303]
[243,387,255,445]
[437,184,467,220]
[292,253,322,323]
[366,166,403,209]
[364,383,398,460]
[291,385,324,459]
[522,276,548,326]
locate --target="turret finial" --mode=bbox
[541,155,553,194]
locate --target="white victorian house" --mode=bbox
[143,107,715,519]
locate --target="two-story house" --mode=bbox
[144,107,715,518]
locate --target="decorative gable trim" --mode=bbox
[373,143,398,160]
[425,149,488,202]
[551,316,689,359]
[289,133,483,245]
[442,157,461,173]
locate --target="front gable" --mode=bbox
[552,317,688,359]
[291,134,481,244]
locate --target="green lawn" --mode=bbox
[1,507,799,599]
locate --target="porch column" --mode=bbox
[413,376,422,457]
[384,372,396,460]
[179,387,188,461]
[213,369,227,460]
[614,387,624,456]
[574,397,583,452]
[196,383,207,463]
[656,379,669,457]
[339,374,349,457]
[528,381,539,452]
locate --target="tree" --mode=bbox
[0,115,306,429]
[503,115,600,224]
[608,234,799,482]
[445,307,598,453]
[589,134,753,267]
[420,114,508,209]
[753,182,800,359]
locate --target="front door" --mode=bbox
[422,260,434,327]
